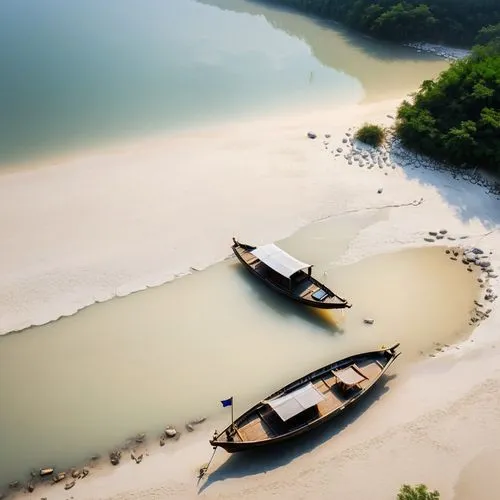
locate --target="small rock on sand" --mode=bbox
[439,229,448,234]
[307,132,317,139]
[64,480,76,490]
[364,318,374,325]
[377,188,383,194]
[165,427,177,438]
[424,238,435,243]
[429,231,438,236]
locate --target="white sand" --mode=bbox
[6,97,500,499]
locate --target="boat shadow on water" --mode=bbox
[232,263,344,335]
[198,372,396,493]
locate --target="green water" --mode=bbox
[0,0,447,165]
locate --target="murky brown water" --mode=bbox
[0,214,479,486]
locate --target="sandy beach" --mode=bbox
[1,88,500,500]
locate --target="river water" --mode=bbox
[0,0,447,165]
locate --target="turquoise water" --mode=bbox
[0,0,446,164]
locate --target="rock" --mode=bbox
[64,480,76,490]
[186,423,195,432]
[40,468,54,477]
[451,257,458,261]
[445,249,450,254]
[462,258,468,265]
[165,427,177,438]
[8,481,19,489]
[447,236,456,240]
[424,238,435,243]
[160,438,166,446]
[387,114,394,119]
[71,469,81,479]
[342,138,348,143]
[135,433,146,443]
[346,132,351,137]
[439,229,448,234]
[364,318,375,325]
[377,188,383,194]
[436,235,444,239]
[336,147,343,153]
[27,481,35,493]
[472,247,484,254]
[109,450,121,466]
[307,132,316,139]
[325,134,331,138]
[429,231,438,236]
[52,472,66,483]
[467,267,473,272]
[135,454,143,464]
[474,301,484,308]
[81,468,89,479]
[190,417,207,425]
[479,261,491,268]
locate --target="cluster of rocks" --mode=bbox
[404,42,471,61]
[2,417,208,497]
[308,128,500,200]
[4,464,90,496]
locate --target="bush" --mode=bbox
[397,484,440,500]
[355,123,386,147]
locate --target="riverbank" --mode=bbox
[2,93,500,498]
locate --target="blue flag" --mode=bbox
[221,397,233,407]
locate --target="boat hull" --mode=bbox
[210,344,400,452]
[232,240,350,309]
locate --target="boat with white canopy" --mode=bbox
[231,238,351,309]
[209,343,401,452]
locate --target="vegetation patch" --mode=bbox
[395,30,500,172]
[355,123,386,147]
[397,484,440,500]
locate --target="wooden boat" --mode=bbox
[231,238,351,309]
[210,343,400,452]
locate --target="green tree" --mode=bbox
[397,484,440,500]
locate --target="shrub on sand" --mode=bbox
[355,123,385,147]
[397,484,440,500]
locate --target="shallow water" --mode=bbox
[0,214,479,486]
[0,0,447,164]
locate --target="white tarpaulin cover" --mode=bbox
[266,383,325,421]
[251,243,310,278]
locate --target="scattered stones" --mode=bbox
[436,235,444,239]
[135,433,146,443]
[307,132,316,139]
[447,236,456,240]
[445,249,450,254]
[186,423,195,432]
[377,188,383,194]
[109,450,121,466]
[424,238,435,243]
[472,247,484,254]
[451,257,458,261]
[342,138,348,143]
[27,481,35,493]
[439,229,448,234]
[336,147,343,153]
[429,231,438,236]
[52,472,66,483]
[64,480,76,490]
[40,468,54,477]
[165,427,177,438]
[364,318,375,325]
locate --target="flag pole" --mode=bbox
[231,397,234,430]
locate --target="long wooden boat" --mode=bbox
[231,238,351,309]
[210,343,400,452]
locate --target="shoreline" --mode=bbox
[3,98,500,497]
[0,97,407,337]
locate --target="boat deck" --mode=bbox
[224,358,385,445]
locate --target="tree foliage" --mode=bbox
[397,484,440,500]
[395,34,500,171]
[261,0,500,46]
[355,123,386,147]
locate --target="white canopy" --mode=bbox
[251,244,311,279]
[266,383,324,422]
